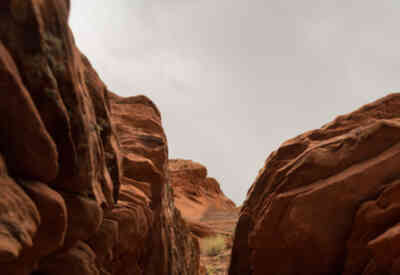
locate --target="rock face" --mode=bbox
[229,94,400,275]
[168,159,236,237]
[0,1,199,275]
[108,95,200,275]
[169,159,237,274]
[0,1,119,274]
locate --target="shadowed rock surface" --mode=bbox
[107,94,200,275]
[0,1,200,274]
[229,93,400,275]
[0,1,118,274]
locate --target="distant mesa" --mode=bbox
[168,159,236,237]
[169,159,239,273]
[169,159,236,215]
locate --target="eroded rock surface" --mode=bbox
[169,159,235,224]
[0,1,200,274]
[169,159,237,274]
[107,94,200,275]
[229,94,400,275]
[0,1,118,274]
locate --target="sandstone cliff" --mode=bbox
[169,159,235,223]
[168,159,237,274]
[0,1,199,274]
[229,93,400,275]
[168,159,236,238]
[108,95,200,275]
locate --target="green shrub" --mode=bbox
[201,235,226,256]
[206,265,216,274]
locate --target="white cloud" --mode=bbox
[70,0,400,204]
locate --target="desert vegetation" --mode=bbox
[201,235,226,256]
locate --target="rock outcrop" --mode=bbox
[168,159,236,237]
[229,94,400,275]
[108,95,200,275]
[169,159,235,220]
[0,1,200,275]
[169,159,237,274]
[0,1,119,274]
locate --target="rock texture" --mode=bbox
[0,1,200,275]
[0,1,119,274]
[169,159,235,226]
[108,94,200,275]
[168,159,237,274]
[229,93,400,275]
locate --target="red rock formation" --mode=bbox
[168,159,236,237]
[107,95,200,275]
[0,1,199,275]
[0,1,119,274]
[229,94,400,275]
[169,159,235,220]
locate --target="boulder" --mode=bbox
[230,94,400,275]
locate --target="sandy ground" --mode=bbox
[198,207,240,275]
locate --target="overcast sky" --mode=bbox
[70,1,400,204]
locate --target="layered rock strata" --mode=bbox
[169,159,235,222]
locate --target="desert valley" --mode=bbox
[1,1,400,275]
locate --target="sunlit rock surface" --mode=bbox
[169,159,236,237]
[230,94,400,275]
